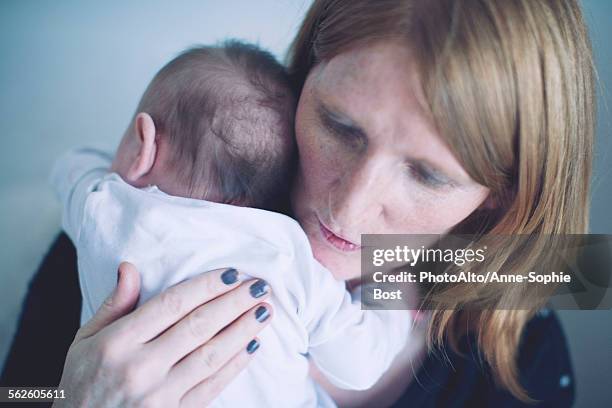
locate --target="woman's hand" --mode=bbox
[54,262,273,408]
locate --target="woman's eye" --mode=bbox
[320,114,366,149]
[406,164,450,188]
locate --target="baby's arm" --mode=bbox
[49,147,112,243]
[301,261,413,391]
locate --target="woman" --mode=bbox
[2,0,591,406]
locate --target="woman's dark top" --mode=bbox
[1,233,575,407]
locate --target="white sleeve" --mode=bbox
[49,147,113,243]
[301,260,412,391]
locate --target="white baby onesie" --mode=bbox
[51,148,412,408]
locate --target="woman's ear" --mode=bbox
[126,112,157,182]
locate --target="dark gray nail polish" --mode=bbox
[246,339,260,354]
[221,268,238,285]
[249,280,269,298]
[255,306,269,322]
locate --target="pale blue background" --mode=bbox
[0,1,610,405]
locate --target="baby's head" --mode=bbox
[112,41,296,209]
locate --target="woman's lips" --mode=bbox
[318,219,361,252]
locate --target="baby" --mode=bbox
[51,41,411,408]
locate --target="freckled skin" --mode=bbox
[291,41,490,281]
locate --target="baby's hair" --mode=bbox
[136,40,297,208]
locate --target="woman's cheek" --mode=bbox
[299,132,342,194]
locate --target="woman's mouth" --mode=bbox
[318,219,361,252]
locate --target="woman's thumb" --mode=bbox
[76,262,141,340]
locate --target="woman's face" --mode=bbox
[291,41,491,281]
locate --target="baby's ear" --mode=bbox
[126,112,157,182]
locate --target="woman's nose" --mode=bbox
[329,158,387,228]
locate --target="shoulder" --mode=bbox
[514,309,574,405]
[393,310,574,408]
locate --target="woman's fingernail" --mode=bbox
[255,306,270,322]
[221,268,238,285]
[246,339,260,354]
[249,280,269,298]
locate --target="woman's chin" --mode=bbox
[311,241,361,281]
